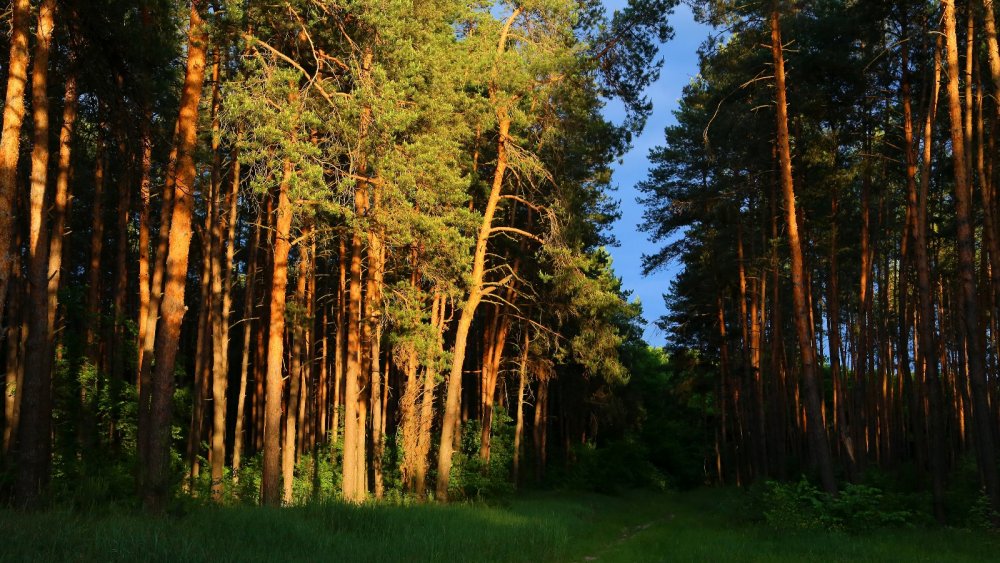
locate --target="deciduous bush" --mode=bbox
[761,477,915,532]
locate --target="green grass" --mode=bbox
[1,489,996,562]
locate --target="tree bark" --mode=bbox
[367,218,386,499]
[142,0,208,511]
[233,179,258,480]
[3,246,23,456]
[534,377,548,482]
[110,137,132,404]
[15,0,57,507]
[342,182,367,502]
[942,0,1000,515]
[513,328,529,486]
[911,28,946,522]
[979,0,1000,351]
[769,5,837,494]
[0,0,32,333]
[137,122,152,389]
[342,46,375,503]
[46,67,77,410]
[261,157,294,506]
[332,237,346,446]
[208,53,229,502]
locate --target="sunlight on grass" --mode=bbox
[2,489,998,562]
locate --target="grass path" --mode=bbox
[1,489,998,561]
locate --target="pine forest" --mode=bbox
[2,1,1000,560]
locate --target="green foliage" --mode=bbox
[589,340,715,490]
[291,446,342,505]
[563,439,668,493]
[448,411,516,500]
[967,493,999,531]
[945,455,1000,529]
[760,478,915,532]
[233,454,263,506]
[760,478,836,531]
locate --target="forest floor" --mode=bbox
[1,488,997,562]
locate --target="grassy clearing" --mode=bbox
[0,489,996,562]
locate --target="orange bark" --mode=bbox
[0,0,31,331]
[16,0,57,507]
[942,0,1000,515]
[143,0,208,511]
[262,158,294,506]
[769,5,836,494]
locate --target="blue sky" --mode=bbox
[601,2,710,347]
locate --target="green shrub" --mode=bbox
[761,477,915,532]
[830,483,914,531]
[448,412,516,500]
[762,477,834,530]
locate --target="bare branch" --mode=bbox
[490,226,545,245]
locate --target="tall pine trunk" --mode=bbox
[282,228,310,504]
[233,170,257,480]
[942,0,1000,516]
[208,54,229,502]
[46,67,77,395]
[261,157,294,506]
[142,0,208,511]
[769,4,836,494]
[0,0,32,333]
[15,0,57,507]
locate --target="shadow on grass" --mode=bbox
[2,489,999,562]
[0,499,572,563]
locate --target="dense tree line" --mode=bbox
[0,0,675,510]
[642,0,1000,523]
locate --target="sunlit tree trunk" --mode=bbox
[436,8,523,500]
[3,243,23,456]
[769,4,836,494]
[187,186,213,487]
[342,182,367,503]
[343,45,375,503]
[142,0,208,511]
[16,0,57,507]
[317,301,329,446]
[137,122,177,471]
[0,0,32,332]
[136,121,152,389]
[262,157,293,506]
[942,0,1000,516]
[480,267,516,464]
[980,0,1000,338]
[367,201,386,499]
[254,195,275,453]
[332,238,346,446]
